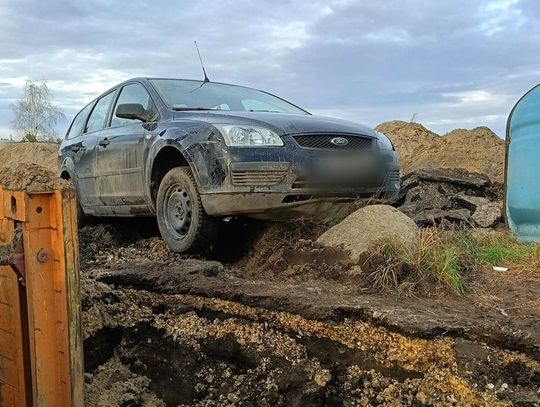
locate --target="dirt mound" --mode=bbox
[376,121,439,172]
[376,121,505,182]
[0,163,70,191]
[0,142,59,172]
[230,221,362,283]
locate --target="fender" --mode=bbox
[144,122,230,212]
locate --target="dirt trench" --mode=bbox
[80,222,540,407]
[82,281,540,406]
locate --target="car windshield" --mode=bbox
[149,79,309,115]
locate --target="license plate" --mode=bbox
[316,155,375,174]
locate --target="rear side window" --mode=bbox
[85,91,116,134]
[111,83,158,127]
[66,103,93,139]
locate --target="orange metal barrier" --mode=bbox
[0,187,83,407]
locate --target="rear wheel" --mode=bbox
[156,167,218,253]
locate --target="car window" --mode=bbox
[149,79,309,115]
[241,99,284,113]
[66,103,93,139]
[111,83,158,127]
[85,91,115,134]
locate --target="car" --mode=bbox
[59,77,400,253]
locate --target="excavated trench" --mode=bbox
[81,273,540,406]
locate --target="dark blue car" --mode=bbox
[59,78,400,252]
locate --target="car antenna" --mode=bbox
[190,41,210,93]
[195,40,209,81]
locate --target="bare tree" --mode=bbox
[11,80,65,142]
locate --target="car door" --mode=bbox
[74,90,117,209]
[96,82,159,207]
[61,102,101,207]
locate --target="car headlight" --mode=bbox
[377,132,395,150]
[216,125,284,147]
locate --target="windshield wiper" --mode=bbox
[249,109,281,113]
[172,107,217,111]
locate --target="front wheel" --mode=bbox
[156,167,218,253]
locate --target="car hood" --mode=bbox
[172,110,378,137]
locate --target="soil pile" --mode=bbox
[376,121,505,183]
[0,163,70,191]
[0,142,59,172]
[227,220,365,284]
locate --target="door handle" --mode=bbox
[99,138,110,147]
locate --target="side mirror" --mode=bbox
[115,103,147,122]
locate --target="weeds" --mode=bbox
[451,229,538,267]
[364,228,537,296]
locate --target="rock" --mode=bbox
[453,195,502,227]
[405,168,491,188]
[404,208,471,226]
[453,195,490,211]
[396,168,503,228]
[317,205,418,261]
[471,202,502,228]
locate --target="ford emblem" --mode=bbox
[330,137,349,146]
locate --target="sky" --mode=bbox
[1,0,539,139]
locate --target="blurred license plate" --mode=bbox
[315,155,375,174]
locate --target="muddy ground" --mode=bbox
[81,220,540,406]
[1,126,537,405]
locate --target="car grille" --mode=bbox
[231,170,287,186]
[292,134,375,150]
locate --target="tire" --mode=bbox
[156,167,218,253]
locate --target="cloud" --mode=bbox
[0,0,539,138]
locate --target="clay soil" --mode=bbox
[0,142,59,173]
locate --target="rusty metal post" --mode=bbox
[0,186,83,407]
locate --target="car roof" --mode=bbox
[142,77,271,92]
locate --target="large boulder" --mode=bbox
[317,205,419,261]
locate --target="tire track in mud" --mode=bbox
[83,284,540,406]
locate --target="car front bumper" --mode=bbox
[198,135,400,220]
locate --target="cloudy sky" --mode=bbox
[1,0,539,139]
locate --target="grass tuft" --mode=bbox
[364,228,538,296]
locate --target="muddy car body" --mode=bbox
[59,78,400,252]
